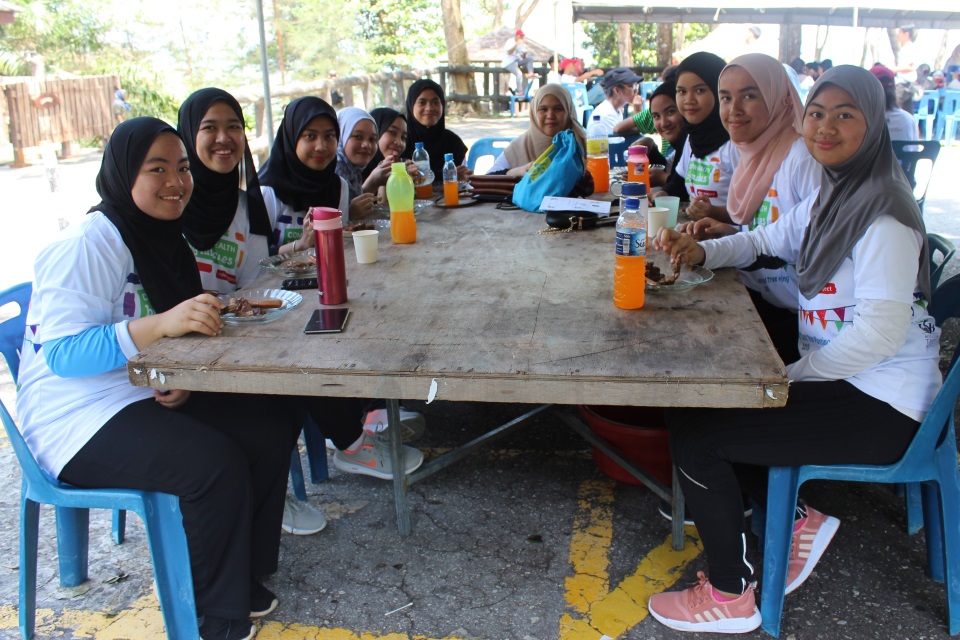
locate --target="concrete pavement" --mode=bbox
[0,119,960,639]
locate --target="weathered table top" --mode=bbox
[129,203,788,408]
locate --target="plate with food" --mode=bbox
[343,218,390,237]
[217,288,303,325]
[259,250,316,277]
[645,262,714,294]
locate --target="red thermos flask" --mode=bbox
[310,207,347,305]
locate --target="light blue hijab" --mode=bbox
[336,107,377,200]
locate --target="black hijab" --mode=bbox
[796,65,930,301]
[90,117,202,314]
[650,80,688,166]
[177,88,271,251]
[403,79,467,178]
[258,96,342,211]
[675,52,729,159]
[362,107,405,181]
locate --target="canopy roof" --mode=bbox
[457,26,558,63]
[571,1,960,29]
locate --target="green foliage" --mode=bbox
[356,0,445,71]
[90,58,181,124]
[1,0,107,68]
[581,22,711,68]
[271,0,359,79]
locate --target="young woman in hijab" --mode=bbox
[258,97,349,255]
[648,65,938,634]
[681,53,820,362]
[335,106,378,220]
[361,107,419,193]
[651,52,738,221]
[486,83,586,176]
[16,117,304,640]
[403,79,469,182]
[633,80,687,188]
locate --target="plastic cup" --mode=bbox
[352,230,379,264]
[647,207,669,241]
[655,196,680,228]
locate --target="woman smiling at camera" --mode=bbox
[403,79,470,181]
[647,65,939,634]
[361,108,419,193]
[487,84,586,176]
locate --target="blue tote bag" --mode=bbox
[512,130,585,213]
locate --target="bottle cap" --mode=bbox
[391,162,407,172]
[624,198,640,210]
[444,153,454,161]
[621,182,644,197]
[415,142,424,149]
[628,145,648,158]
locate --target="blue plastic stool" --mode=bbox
[466,137,513,173]
[914,90,940,140]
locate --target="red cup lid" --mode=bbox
[309,207,341,221]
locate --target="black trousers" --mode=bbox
[667,380,918,594]
[60,393,301,620]
[748,287,800,365]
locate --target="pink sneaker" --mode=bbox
[648,571,761,634]
[785,506,839,594]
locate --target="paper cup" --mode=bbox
[655,196,680,228]
[352,230,379,264]
[647,207,669,241]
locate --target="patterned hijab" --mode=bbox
[177,88,271,251]
[796,65,930,301]
[503,84,587,167]
[336,106,377,200]
[722,54,804,225]
[89,117,202,313]
[675,52,730,159]
[258,96,341,211]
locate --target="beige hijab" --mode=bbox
[722,53,804,225]
[503,84,587,168]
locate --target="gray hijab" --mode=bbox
[796,65,930,302]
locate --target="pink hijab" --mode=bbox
[722,53,803,225]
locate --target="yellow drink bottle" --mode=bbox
[387,162,416,244]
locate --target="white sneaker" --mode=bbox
[333,431,424,480]
[281,494,327,535]
[325,408,427,450]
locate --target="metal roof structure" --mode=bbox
[571,1,960,29]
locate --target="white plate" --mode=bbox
[218,289,303,325]
[646,265,715,294]
[259,250,316,277]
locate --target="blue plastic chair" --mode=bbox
[892,139,941,213]
[759,276,960,637]
[607,134,641,169]
[930,233,957,292]
[640,81,662,99]
[0,283,199,640]
[562,83,594,127]
[942,90,960,145]
[914,90,940,140]
[466,137,513,174]
[508,81,535,117]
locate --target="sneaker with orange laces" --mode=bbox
[785,506,839,594]
[648,571,762,633]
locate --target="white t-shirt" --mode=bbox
[897,40,920,83]
[590,100,621,136]
[674,139,740,206]
[702,197,941,417]
[886,108,920,142]
[501,38,527,67]
[17,212,154,477]
[188,191,270,294]
[737,139,821,310]
[261,178,350,250]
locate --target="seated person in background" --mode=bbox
[335,107,379,220]
[870,64,919,142]
[402,79,470,182]
[259,97,348,255]
[487,84,586,176]
[590,67,643,136]
[361,107,419,194]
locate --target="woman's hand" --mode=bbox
[677,217,738,240]
[686,194,712,221]
[298,215,316,249]
[364,154,396,190]
[653,228,706,267]
[155,389,190,409]
[349,193,377,219]
[456,164,472,181]
[129,293,223,350]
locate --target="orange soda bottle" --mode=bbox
[613,186,646,309]
[387,162,416,244]
[442,153,460,206]
[627,145,650,192]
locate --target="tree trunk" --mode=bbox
[514,0,541,30]
[886,27,900,61]
[440,0,477,115]
[492,0,503,30]
[815,25,830,61]
[779,23,801,64]
[936,30,949,69]
[675,23,686,64]
[617,23,632,67]
[656,23,673,69]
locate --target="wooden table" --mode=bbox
[129,202,787,547]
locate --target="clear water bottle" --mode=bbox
[412,142,431,176]
[442,153,459,206]
[613,183,646,310]
[586,115,609,194]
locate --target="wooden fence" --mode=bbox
[3,75,117,165]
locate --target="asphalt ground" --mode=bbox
[0,117,959,639]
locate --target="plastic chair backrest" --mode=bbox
[929,233,957,291]
[916,90,940,117]
[943,90,960,143]
[640,81,662,99]
[466,137,513,174]
[931,271,960,327]
[562,83,594,126]
[508,81,536,117]
[0,282,31,384]
[608,135,641,168]
[891,139,941,211]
